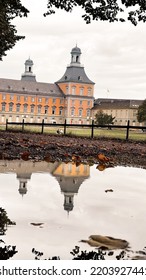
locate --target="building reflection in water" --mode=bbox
[0,160,90,212]
[52,162,90,213]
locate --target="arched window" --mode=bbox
[79,109,82,117]
[71,108,75,116]
[23,103,28,113]
[37,105,42,114]
[16,103,21,113]
[59,107,63,115]
[86,109,90,117]
[52,106,56,115]
[9,102,14,112]
[44,106,48,114]
[30,104,35,113]
[2,102,6,112]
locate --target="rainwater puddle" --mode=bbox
[0,160,146,260]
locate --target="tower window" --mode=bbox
[65,76,67,80]
[29,67,31,72]
[80,87,84,95]
[87,88,92,96]
[72,86,76,95]
[76,56,79,62]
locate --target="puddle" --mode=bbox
[0,160,146,259]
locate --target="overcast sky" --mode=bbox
[1,0,146,100]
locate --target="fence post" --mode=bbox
[41,119,44,134]
[6,119,8,131]
[126,120,130,140]
[64,119,67,135]
[22,119,25,132]
[91,120,94,138]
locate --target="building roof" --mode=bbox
[56,66,95,84]
[93,98,143,110]
[0,78,64,97]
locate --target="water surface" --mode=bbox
[0,160,146,259]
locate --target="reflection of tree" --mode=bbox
[0,207,16,235]
[0,207,17,259]
[32,246,146,260]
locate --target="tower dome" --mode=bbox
[25,58,33,65]
[71,46,81,54]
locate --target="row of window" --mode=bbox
[1,103,90,117]
[2,94,92,106]
[2,95,64,104]
[71,100,91,106]
[1,103,63,115]
[71,108,90,117]
[66,86,92,96]
[114,119,137,123]
[104,109,137,117]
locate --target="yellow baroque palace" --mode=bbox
[0,46,95,125]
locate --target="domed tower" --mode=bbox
[71,45,81,65]
[21,58,36,81]
[56,45,95,125]
[17,173,31,197]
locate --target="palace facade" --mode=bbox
[0,46,95,125]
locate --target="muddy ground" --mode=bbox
[0,131,146,168]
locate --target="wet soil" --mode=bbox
[0,131,146,168]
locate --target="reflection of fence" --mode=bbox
[5,119,146,140]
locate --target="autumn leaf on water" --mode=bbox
[21,151,30,161]
[97,153,110,163]
[96,164,106,171]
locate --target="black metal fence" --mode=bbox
[5,119,146,140]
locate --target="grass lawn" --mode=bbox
[3,124,146,141]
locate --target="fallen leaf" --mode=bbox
[105,189,113,193]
